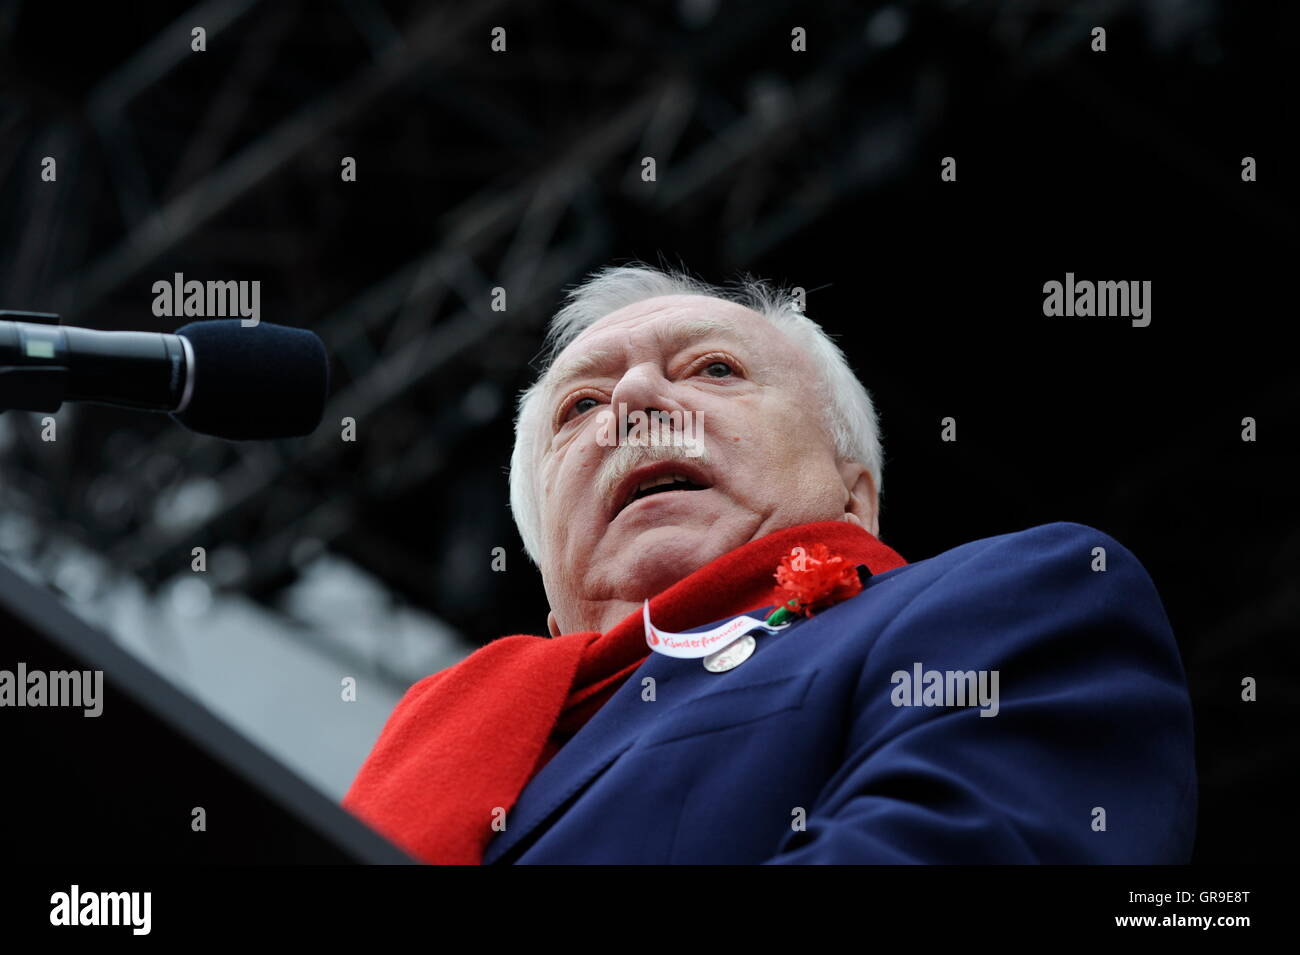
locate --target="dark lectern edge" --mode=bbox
[0,557,419,865]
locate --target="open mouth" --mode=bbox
[612,466,712,520]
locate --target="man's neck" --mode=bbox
[586,598,643,636]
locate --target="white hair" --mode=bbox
[508,263,885,564]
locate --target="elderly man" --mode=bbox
[343,264,1197,865]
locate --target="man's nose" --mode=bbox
[609,363,686,427]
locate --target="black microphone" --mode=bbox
[172,319,329,440]
[0,315,329,440]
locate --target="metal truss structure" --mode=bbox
[0,0,1236,636]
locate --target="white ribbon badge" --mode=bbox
[642,601,786,659]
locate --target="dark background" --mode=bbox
[1,0,1295,864]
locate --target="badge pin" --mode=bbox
[702,634,756,672]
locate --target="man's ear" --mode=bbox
[837,461,880,538]
[546,610,562,639]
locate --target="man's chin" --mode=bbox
[599,522,738,599]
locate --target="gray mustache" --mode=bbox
[597,443,713,504]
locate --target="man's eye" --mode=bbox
[569,396,599,417]
[702,361,734,378]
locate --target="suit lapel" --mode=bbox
[479,574,910,864]
[482,650,681,864]
[482,604,803,864]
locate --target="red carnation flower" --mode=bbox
[771,543,863,618]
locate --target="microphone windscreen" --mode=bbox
[172,320,330,440]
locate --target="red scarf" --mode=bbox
[341,520,906,864]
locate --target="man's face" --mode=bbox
[534,294,878,633]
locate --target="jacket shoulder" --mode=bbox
[907,520,1140,568]
[871,521,1160,607]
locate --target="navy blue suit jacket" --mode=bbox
[484,522,1197,864]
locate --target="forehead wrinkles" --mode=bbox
[543,314,741,398]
